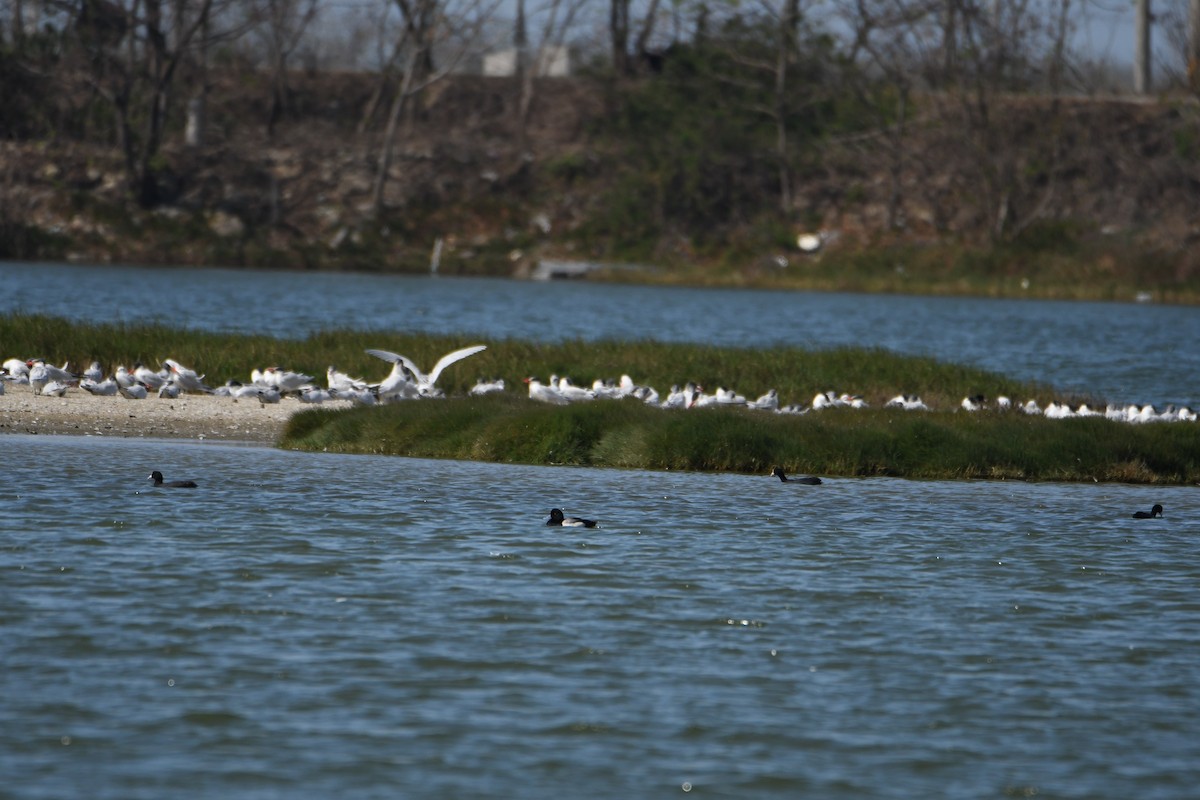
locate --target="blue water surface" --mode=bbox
[2,436,1198,799]
[2,260,1197,405]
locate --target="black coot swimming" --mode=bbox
[148,470,198,488]
[1132,503,1163,519]
[770,467,822,485]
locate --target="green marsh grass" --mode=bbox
[281,396,1200,484]
[6,314,1197,483]
[0,313,1040,410]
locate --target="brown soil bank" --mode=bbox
[1,70,1198,298]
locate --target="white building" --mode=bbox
[483,45,571,77]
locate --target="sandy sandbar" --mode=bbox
[0,385,347,444]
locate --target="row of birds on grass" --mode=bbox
[3,350,1195,425]
[526,376,1197,425]
[0,346,490,405]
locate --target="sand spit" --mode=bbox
[0,388,345,444]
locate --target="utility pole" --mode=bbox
[1134,0,1151,94]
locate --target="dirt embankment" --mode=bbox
[2,72,1198,273]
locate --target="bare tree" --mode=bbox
[633,0,660,62]
[513,0,585,151]
[63,0,230,206]
[368,0,495,213]
[763,0,800,213]
[1154,0,1200,92]
[841,0,940,230]
[610,0,628,74]
[8,0,27,41]
[837,0,1081,241]
[357,1,409,135]
[1192,0,1200,92]
[243,0,321,138]
[954,1,1059,238]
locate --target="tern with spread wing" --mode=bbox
[366,345,487,398]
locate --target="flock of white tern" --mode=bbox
[2,350,1195,425]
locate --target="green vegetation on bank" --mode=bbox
[5,314,1199,484]
[281,395,1200,485]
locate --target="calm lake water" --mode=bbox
[3,435,1199,799]
[2,259,1198,405]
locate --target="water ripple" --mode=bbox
[2,436,1199,798]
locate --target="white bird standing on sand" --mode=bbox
[261,367,313,394]
[26,359,75,395]
[366,345,487,398]
[3,358,30,382]
[335,386,377,406]
[164,359,211,393]
[27,363,51,395]
[299,386,332,403]
[158,380,181,399]
[373,360,419,401]
[41,379,70,397]
[81,377,119,396]
[118,381,149,400]
[327,365,368,393]
[132,362,166,390]
[257,387,282,405]
[83,361,104,382]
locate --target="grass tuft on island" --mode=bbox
[280,394,1200,484]
[5,314,1197,484]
